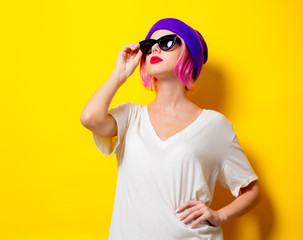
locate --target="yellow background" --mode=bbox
[1,0,302,239]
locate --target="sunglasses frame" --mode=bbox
[139,34,182,55]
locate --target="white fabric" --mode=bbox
[92,102,258,240]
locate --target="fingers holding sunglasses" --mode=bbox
[129,44,140,51]
[131,44,143,57]
[119,44,140,60]
[126,44,142,59]
[124,44,143,77]
[125,44,140,53]
[115,44,143,80]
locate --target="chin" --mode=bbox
[151,72,177,81]
[147,69,165,78]
[147,67,175,79]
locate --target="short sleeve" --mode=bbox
[92,102,132,156]
[218,131,258,197]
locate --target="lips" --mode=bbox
[150,56,163,64]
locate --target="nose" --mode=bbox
[151,43,161,53]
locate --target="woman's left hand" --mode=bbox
[176,200,226,229]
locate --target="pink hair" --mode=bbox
[139,37,195,92]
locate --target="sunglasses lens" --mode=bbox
[140,40,154,54]
[139,35,180,54]
[159,36,176,50]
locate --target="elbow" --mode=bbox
[80,113,93,127]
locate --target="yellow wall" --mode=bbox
[1,0,302,239]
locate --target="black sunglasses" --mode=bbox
[139,34,182,55]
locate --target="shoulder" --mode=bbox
[109,102,143,118]
[118,101,142,109]
[122,102,144,113]
[205,109,232,126]
[109,101,136,111]
[204,109,235,138]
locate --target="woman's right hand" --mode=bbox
[114,44,143,84]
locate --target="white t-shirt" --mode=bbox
[92,102,258,240]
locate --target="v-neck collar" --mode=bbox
[144,105,207,147]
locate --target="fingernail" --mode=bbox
[175,208,179,213]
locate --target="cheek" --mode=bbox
[168,53,181,68]
[174,49,182,61]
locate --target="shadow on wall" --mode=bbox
[187,65,275,240]
[186,63,227,113]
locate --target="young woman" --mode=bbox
[80,18,259,240]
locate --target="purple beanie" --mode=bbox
[145,18,208,81]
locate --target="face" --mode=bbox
[145,29,182,80]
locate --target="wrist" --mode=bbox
[217,210,228,225]
[112,68,127,84]
[111,69,127,87]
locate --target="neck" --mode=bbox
[152,77,188,111]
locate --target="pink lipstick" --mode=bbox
[150,56,163,64]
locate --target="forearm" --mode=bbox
[217,180,260,224]
[80,69,125,126]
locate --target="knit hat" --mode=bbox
[145,18,208,81]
